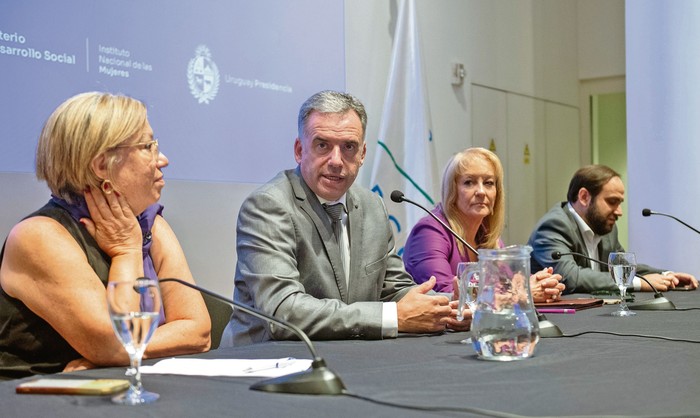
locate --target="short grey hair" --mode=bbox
[297,90,367,140]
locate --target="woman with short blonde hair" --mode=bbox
[0,92,211,380]
[36,92,148,202]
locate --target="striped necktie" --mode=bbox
[323,203,349,283]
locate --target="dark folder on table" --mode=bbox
[534,298,604,310]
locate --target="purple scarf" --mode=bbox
[50,195,163,280]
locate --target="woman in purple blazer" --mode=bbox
[403,148,564,302]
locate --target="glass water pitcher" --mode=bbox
[470,245,540,361]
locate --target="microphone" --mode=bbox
[551,251,676,310]
[390,190,478,256]
[642,208,700,235]
[390,190,562,337]
[159,278,345,395]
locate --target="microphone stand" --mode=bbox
[642,208,700,235]
[630,275,677,310]
[640,208,698,307]
[551,251,676,311]
[535,313,564,338]
[390,190,563,337]
[159,278,346,395]
[390,190,479,257]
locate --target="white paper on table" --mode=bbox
[140,357,313,378]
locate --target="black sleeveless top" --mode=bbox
[0,201,110,380]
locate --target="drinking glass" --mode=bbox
[456,262,480,321]
[106,278,162,404]
[608,252,637,317]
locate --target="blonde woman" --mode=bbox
[403,148,564,301]
[0,92,211,380]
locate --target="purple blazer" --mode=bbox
[402,206,502,292]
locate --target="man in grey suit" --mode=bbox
[528,164,697,294]
[221,90,468,346]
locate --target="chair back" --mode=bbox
[201,292,233,349]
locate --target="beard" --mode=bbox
[585,203,616,236]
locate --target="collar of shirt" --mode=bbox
[317,194,349,231]
[318,194,347,212]
[567,202,602,270]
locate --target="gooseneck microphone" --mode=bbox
[390,190,478,256]
[390,190,562,337]
[551,251,676,310]
[642,208,700,235]
[159,278,345,395]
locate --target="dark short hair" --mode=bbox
[297,90,367,140]
[567,164,621,203]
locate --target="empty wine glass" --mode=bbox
[456,262,480,321]
[608,252,637,317]
[106,278,162,404]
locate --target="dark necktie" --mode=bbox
[323,203,349,283]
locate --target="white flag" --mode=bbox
[369,0,437,255]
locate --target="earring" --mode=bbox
[101,179,113,194]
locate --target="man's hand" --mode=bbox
[397,277,452,333]
[642,272,698,291]
[667,272,698,289]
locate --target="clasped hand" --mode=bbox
[397,277,472,334]
[530,267,565,303]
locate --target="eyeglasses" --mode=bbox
[113,139,160,159]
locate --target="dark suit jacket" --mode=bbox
[528,202,662,294]
[221,168,415,346]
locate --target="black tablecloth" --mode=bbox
[2,291,700,418]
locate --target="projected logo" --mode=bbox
[187,45,220,104]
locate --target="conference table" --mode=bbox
[3,291,699,418]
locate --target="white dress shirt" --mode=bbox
[318,193,398,337]
[568,203,641,290]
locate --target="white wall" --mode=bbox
[577,0,626,80]
[627,0,700,275]
[576,0,626,166]
[1,0,626,297]
[351,0,583,246]
[353,0,587,190]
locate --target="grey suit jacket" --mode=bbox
[221,168,415,346]
[528,202,662,294]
